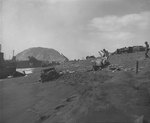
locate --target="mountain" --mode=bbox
[16,47,68,63]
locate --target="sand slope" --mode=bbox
[1,52,150,123]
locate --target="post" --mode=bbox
[13,50,15,57]
[136,60,139,74]
[0,44,1,52]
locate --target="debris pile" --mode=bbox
[108,64,123,72]
[92,57,110,71]
[40,67,60,82]
[107,64,144,73]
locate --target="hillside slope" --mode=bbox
[16,47,68,63]
[2,52,150,123]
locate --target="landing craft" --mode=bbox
[0,44,17,79]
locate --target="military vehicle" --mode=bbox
[0,45,17,79]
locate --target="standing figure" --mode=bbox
[101,49,109,59]
[145,41,149,58]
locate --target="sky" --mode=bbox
[0,0,150,59]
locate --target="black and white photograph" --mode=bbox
[0,0,150,123]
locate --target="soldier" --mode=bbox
[101,49,109,59]
[145,41,149,58]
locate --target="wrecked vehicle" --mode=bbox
[40,67,60,82]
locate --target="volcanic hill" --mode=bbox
[16,47,68,63]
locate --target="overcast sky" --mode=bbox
[1,0,150,59]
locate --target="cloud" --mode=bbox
[47,0,76,2]
[2,0,150,59]
[46,0,119,3]
[16,0,121,4]
[88,12,150,50]
[90,12,150,32]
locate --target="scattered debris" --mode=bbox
[7,71,25,78]
[108,64,123,72]
[39,115,50,121]
[59,70,75,75]
[54,104,66,110]
[107,64,144,73]
[86,55,95,60]
[12,71,26,77]
[62,95,78,102]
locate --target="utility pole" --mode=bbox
[136,60,139,74]
[0,44,1,52]
[13,50,15,57]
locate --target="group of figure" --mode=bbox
[93,41,149,71]
[93,49,110,71]
[98,49,109,59]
